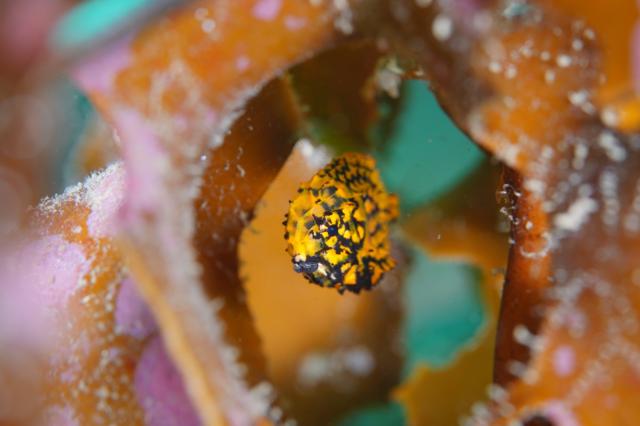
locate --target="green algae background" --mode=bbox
[52,0,150,51]
[374,80,483,214]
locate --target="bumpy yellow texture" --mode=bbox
[284,153,398,293]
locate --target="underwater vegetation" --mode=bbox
[1,0,640,425]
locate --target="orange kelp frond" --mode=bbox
[284,152,398,294]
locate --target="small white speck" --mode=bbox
[520,44,533,58]
[201,19,216,33]
[505,64,517,79]
[572,143,588,170]
[568,90,588,107]
[554,196,598,232]
[577,183,593,197]
[513,324,536,347]
[540,51,551,61]
[598,131,626,162]
[502,1,530,19]
[298,354,330,387]
[270,407,283,421]
[333,0,353,34]
[507,360,528,378]
[584,28,596,40]
[500,141,520,165]
[95,386,109,399]
[599,170,620,227]
[556,54,572,68]
[545,69,556,84]
[487,383,508,402]
[343,347,374,375]
[471,402,491,420]
[489,61,502,74]
[601,107,619,128]
[524,178,546,195]
[376,58,404,98]
[432,14,453,41]
[297,138,330,170]
[572,38,584,51]
[235,56,250,72]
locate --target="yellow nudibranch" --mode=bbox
[284,152,398,294]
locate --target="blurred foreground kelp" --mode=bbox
[1,0,640,425]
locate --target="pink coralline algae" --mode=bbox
[0,235,88,350]
[115,277,156,340]
[0,164,201,425]
[552,345,576,377]
[135,337,201,426]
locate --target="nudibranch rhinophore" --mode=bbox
[284,153,398,294]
